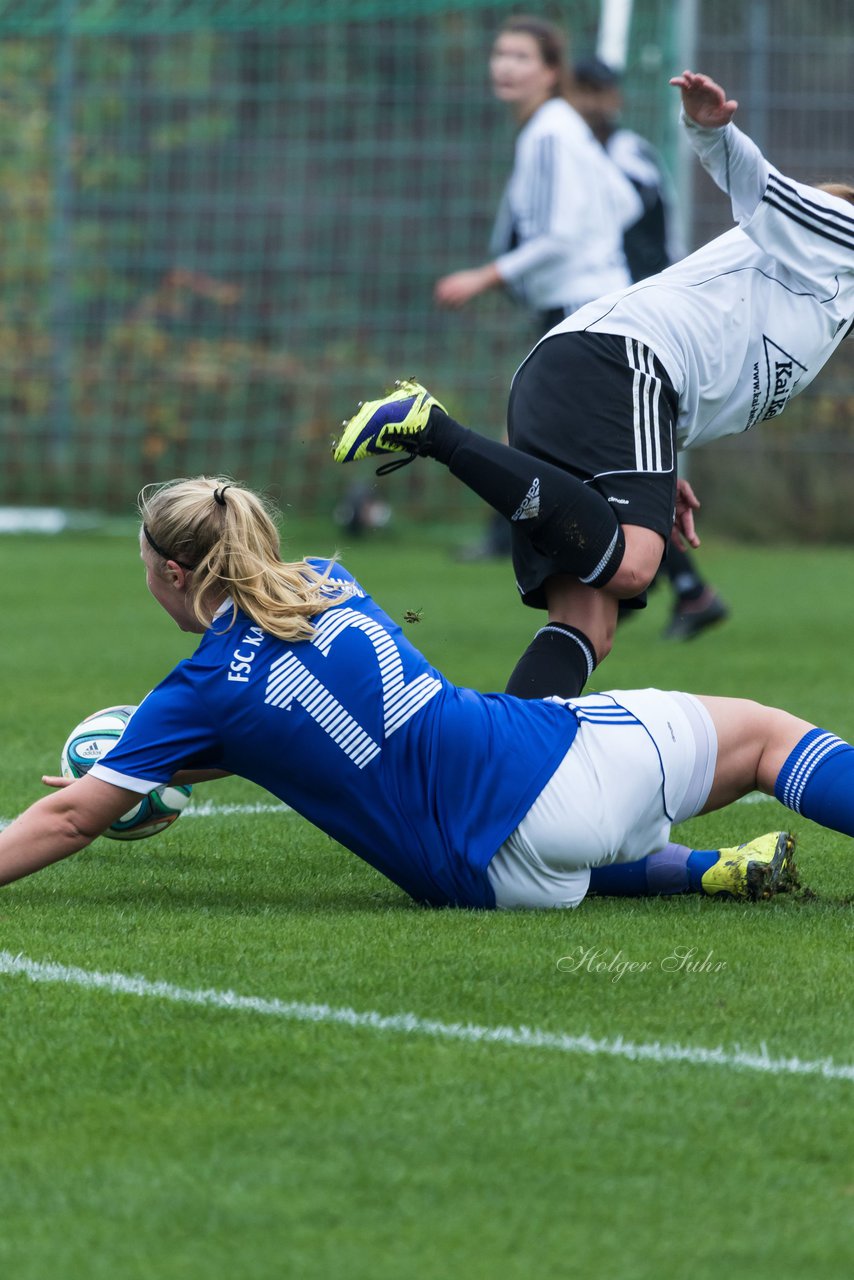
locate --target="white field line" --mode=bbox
[182,801,291,818]
[1,950,851,1083]
[0,790,770,833]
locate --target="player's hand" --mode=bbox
[434,264,500,308]
[669,70,738,129]
[672,476,702,550]
[42,775,74,789]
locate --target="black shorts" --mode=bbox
[507,330,679,610]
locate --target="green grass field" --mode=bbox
[1,523,853,1279]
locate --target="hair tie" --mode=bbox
[213,485,233,507]
[142,523,195,570]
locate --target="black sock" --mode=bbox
[423,409,625,589]
[665,545,705,602]
[504,622,596,700]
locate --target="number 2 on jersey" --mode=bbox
[263,607,441,767]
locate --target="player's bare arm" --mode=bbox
[434,263,503,308]
[0,774,140,886]
[669,70,738,129]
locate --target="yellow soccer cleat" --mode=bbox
[701,831,799,901]
[332,379,446,465]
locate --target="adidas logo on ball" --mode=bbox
[60,705,192,841]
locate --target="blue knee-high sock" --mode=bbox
[592,729,854,898]
[775,728,854,834]
[588,843,718,896]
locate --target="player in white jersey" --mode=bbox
[334,71,854,700]
[433,16,639,564]
[570,58,684,284]
[570,55,729,642]
[3,476,854,910]
[433,15,640,326]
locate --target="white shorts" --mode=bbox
[487,690,717,910]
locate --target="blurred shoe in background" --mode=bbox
[662,587,730,641]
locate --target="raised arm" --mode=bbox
[669,69,768,223]
[669,70,738,129]
[669,67,854,283]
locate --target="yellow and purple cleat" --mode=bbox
[701,831,799,900]
[332,379,445,465]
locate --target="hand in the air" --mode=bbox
[670,70,738,129]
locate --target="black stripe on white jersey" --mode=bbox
[763,194,854,254]
[625,337,666,472]
[768,172,854,236]
[532,134,555,234]
[764,174,854,251]
[765,187,854,246]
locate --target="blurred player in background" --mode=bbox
[335,70,854,702]
[434,14,641,563]
[10,473,854,912]
[434,14,639,324]
[570,55,729,642]
[571,56,683,280]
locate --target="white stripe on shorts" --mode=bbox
[626,336,665,473]
[487,690,718,910]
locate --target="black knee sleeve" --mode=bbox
[438,431,625,586]
[576,521,626,589]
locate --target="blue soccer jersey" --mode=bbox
[89,562,579,908]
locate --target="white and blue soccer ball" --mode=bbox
[60,704,191,841]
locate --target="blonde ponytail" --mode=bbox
[139,477,340,641]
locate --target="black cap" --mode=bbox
[573,57,622,90]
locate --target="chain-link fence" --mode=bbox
[683,0,854,541]
[0,0,852,538]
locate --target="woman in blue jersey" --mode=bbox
[335,70,854,701]
[2,475,854,909]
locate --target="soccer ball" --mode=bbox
[60,704,192,841]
